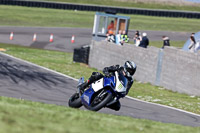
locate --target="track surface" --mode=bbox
[0,26,191,52]
[0,27,92,52]
[0,52,200,127]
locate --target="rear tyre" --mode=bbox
[68,93,82,108]
[88,90,112,111]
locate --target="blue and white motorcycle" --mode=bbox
[68,71,128,111]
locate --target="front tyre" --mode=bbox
[88,91,112,111]
[68,93,82,108]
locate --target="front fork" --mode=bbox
[77,77,85,96]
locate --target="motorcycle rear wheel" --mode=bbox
[68,93,82,108]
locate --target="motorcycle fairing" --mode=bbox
[91,78,104,92]
[104,76,115,89]
[81,87,95,106]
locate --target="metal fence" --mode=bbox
[1,0,200,19]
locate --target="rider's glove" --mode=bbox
[104,71,110,77]
[103,67,108,74]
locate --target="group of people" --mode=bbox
[106,20,129,45]
[106,29,150,47]
[106,24,200,52]
[134,30,170,49]
[106,22,199,53]
[107,29,171,49]
[133,31,149,48]
[106,30,129,45]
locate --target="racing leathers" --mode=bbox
[103,65,133,95]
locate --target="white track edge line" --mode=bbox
[1,52,200,117]
[126,96,200,117]
[0,52,78,81]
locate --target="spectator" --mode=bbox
[188,36,196,52]
[190,32,200,52]
[139,32,149,48]
[115,30,122,45]
[133,30,141,45]
[107,20,114,31]
[191,33,196,44]
[162,36,170,49]
[106,30,115,43]
[135,37,141,47]
[121,30,129,45]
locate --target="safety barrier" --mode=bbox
[1,0,200,18]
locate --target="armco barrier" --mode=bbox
[1,0,200,19]
[89,41,200,96]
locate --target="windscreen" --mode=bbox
[118,72,128,88]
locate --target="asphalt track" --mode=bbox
[0,26,191,52]
[0,52,200,127]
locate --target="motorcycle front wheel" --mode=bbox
[68,93,82,108]
[88,90,112,111]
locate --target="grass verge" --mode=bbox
[1,96,200,133]
[150,41,185,48]
[0,43,199,115]
[129,40,186,48]
[0,5,200,32]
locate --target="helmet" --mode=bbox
[124,61,137,77]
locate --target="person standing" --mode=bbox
[188,36,196,52]
[115,30,122,45]
[135,37,141,47]
[139,32,149,48]
[133,31,142,46]
[162,36,170,49]
[133,30,142,44]
[120,30,129,45]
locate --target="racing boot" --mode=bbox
[107,101,121,111]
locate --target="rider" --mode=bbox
[79,61,137,111]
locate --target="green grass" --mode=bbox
[1,5,200,32]
[0,5,94,28]
[0,43,199,115]
[1,96,199,133]
[34,0,200,12]
[129,40,185,48]
[150,41,185,48]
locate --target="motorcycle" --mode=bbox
[68,71,128,111]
